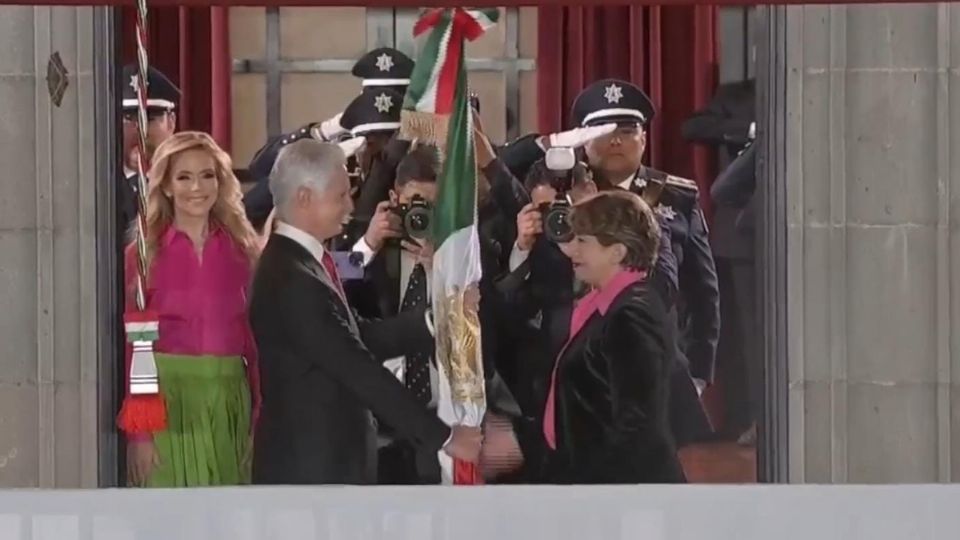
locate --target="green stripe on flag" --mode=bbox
[127,330,159,343]
[432,59,475,248]
[404,15,449,112]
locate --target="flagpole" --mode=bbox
[118,0,165,433]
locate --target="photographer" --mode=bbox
[349,143,522,484]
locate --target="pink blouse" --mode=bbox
[121,224,260,435]
[145,225,255,357]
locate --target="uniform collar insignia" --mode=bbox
[655,204,676,220]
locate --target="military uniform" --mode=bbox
[118,64,181,227]
[572,79,721,447]
[243,122,339,230]
[242,86,404,229]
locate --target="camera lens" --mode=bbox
[543,204,573,243]
[405,206,431,239]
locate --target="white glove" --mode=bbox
[311,112,347,142]
[338,136,367,158]
[544,123,618,149]
[748,121,757,141]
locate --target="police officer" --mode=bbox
[572,78,721,447]
[243,47,414,230]
[118,64,181,227]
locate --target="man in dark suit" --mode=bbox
[249,139,482,485]
[710,141,759,445]
[684,79,758,444]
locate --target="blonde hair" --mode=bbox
[139,131,259,277]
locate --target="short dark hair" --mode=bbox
[395,142,439,187]
[523,158,592,193]
[570,191,660,270]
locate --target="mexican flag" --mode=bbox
[402,7,498,485]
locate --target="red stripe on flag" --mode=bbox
[124,310,160,323]
[434,26,463,115]
[453,459,483,485]
[413,8,444,37]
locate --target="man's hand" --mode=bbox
[443,425,483,463]
[480,413,523,480]
[363,201,402,252]
[127,438,160,487]
[473,131,496,170]
[515,203,543,251]
[401,238,435,271]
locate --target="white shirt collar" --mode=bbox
[124,166,136,179]
[274,221,326,265]
[616,173,636,190]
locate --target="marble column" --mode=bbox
[779,3,960,483]
[0,6,104,488]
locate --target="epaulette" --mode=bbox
[665,174,698,192]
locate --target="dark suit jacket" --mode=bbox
[544,281,685,484]
[249,234,450,485]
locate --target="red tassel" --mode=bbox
[117,393,167,434]
[453,459,483,485]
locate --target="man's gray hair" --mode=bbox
[269,139,346,220]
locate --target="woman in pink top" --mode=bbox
[541,191,684,484]
[117,131,262,487]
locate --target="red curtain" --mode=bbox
[537,5,718,219]
[120,6,232,152]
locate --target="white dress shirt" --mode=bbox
[508,242,531,274]
[275,222,349,308]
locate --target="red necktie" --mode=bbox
[320,252,346,300]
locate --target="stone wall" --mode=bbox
[783,3,960,483]
[0,6,102,488]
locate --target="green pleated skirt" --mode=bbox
[145,353,251,487]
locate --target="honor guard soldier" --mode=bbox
[572,78,721,447]
[352,47,415,97]
[329,87,405,252]
[119,64,181,227]
[242,107,356,230]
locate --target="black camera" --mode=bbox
[536,147,578,243]
[392,195,432,240]
[539,191,574,243]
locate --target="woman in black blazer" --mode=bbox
[541,191,685,484]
